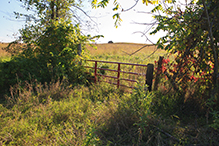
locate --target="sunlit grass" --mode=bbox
[0,80,218,145]
[86,43,167,64]
[0,43,11,60]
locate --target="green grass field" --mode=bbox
[0,43,218,145]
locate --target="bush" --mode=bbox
[0,20,90,96]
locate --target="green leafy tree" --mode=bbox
[15,0,91,80]
[15,0,92,44]
[1,0,100,92]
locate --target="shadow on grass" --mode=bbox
[91,88,219,146]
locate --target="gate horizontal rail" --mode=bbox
[84,60,154,91]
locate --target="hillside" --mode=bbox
[1,42,167,60]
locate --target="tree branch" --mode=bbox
[71,4,98,26]
[121,0,139,12]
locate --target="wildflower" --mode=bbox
[162,59,168,64]
[161,66,167,73]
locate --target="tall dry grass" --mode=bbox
[86,43,166,56]
[1,42,166,61]
[0,43,10,58]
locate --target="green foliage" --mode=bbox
[0,20,90,95]
[207,92,219,130]
[0,81,95,145]
[129,84,153,132]
[0,55,47,91]
[151,0,219,94]
[16,0,86,44]
[147,1,219,119]
[35,20,88,82]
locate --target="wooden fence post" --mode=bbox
[77,43,82,65]
[77,43,82,56]
[146,63,154,92]
[153,56,164,91]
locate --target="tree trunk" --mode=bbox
[56,0,59,19]
[50,0,55,20]
[202,0,219,96]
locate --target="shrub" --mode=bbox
[0,20,90,96]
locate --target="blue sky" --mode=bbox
[0,0,25,42]
[0,0,165,44]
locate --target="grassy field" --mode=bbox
[0,42,164,68]
[1,42,167,63]
[0,43,10,59]
[0,43,218,145]
[85,43,167,64]
[86,43,160,56]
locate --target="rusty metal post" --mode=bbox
[146,64,154,92]
[117,63,121,89]
[94,61,97,84]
